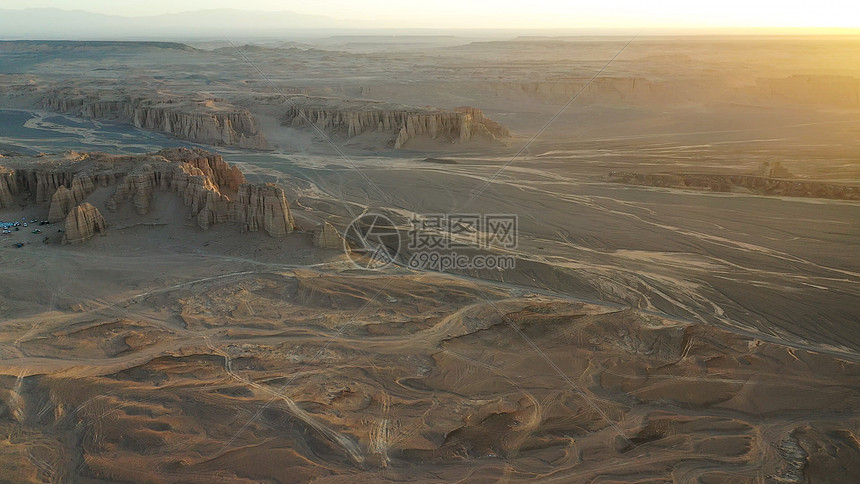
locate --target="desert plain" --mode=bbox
[0,33,858,482]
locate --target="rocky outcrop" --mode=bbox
[0,167,17,208]
[156,148,246,192]
[62,203,107,244]
[105,162,230,219]
[103,161,265,234]
[235,184,295,237]
[102,148,290,235]
[393,111,473,149]
[758,161,793,178]
[1,148,294,237]
[48,175,95,222]
[313,222,343,249]
[496,77,661,104]
[41,91,270,149]
[282,98,510,149]
[755,75,860,107]
[609,172,860,201]
[2,156,103,210]
[1,152,123,210]
[3,150,236,219]
[48,186,74,222]
[455,107,509,136]
[104,148,241,218]
[359,77,670,106]
[11,169,76,203]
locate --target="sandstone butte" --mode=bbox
[17,86,514,152]
[312,221,343,249]
[40,90,270,150]
[0,148,295,239]
[62,202,107,244]
[608,171,860,200]
[282,100,511,148]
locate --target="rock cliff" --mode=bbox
[41,90,270,149]
[234,184,295,237]
[757,161,793,178]
[755,75,860,107]
[7,167,79,204]
[609,171,860,200]
[48,175,96,222]
[0,167,17,208]
[104,160,230,220]
[313,221,343,249]
[0,148,294,236]
[357,77,672,106]
[281,97,510,148]
[103,150,292,236]
[157,147,246,192]
[62,203,107,244]
[48,185,74,222]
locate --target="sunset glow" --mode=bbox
[4,0,859,30]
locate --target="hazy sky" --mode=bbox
[2,0,857,29]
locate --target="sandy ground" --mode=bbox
[0,213,857,482]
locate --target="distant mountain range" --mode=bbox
[0,8,352,40]
[3,8,849,41]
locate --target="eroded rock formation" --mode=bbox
[105,161,230,220]
[41,90,270,149]
[102,150,292,236]
[358,77,668,106]
[235,184,295,236]
[0,167,16,208]
[157,147,246,192]
[6,167,83,204]
[48,185,74,222]
[755,75,860,107]
[282,98,510,148]
[0,148,295,237]
[313,221,343,249]
[48,175,95,222]
[62,202,107,244]
[609,171,860,200]
[758,161,793,178]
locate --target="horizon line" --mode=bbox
[0,7,857,32]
